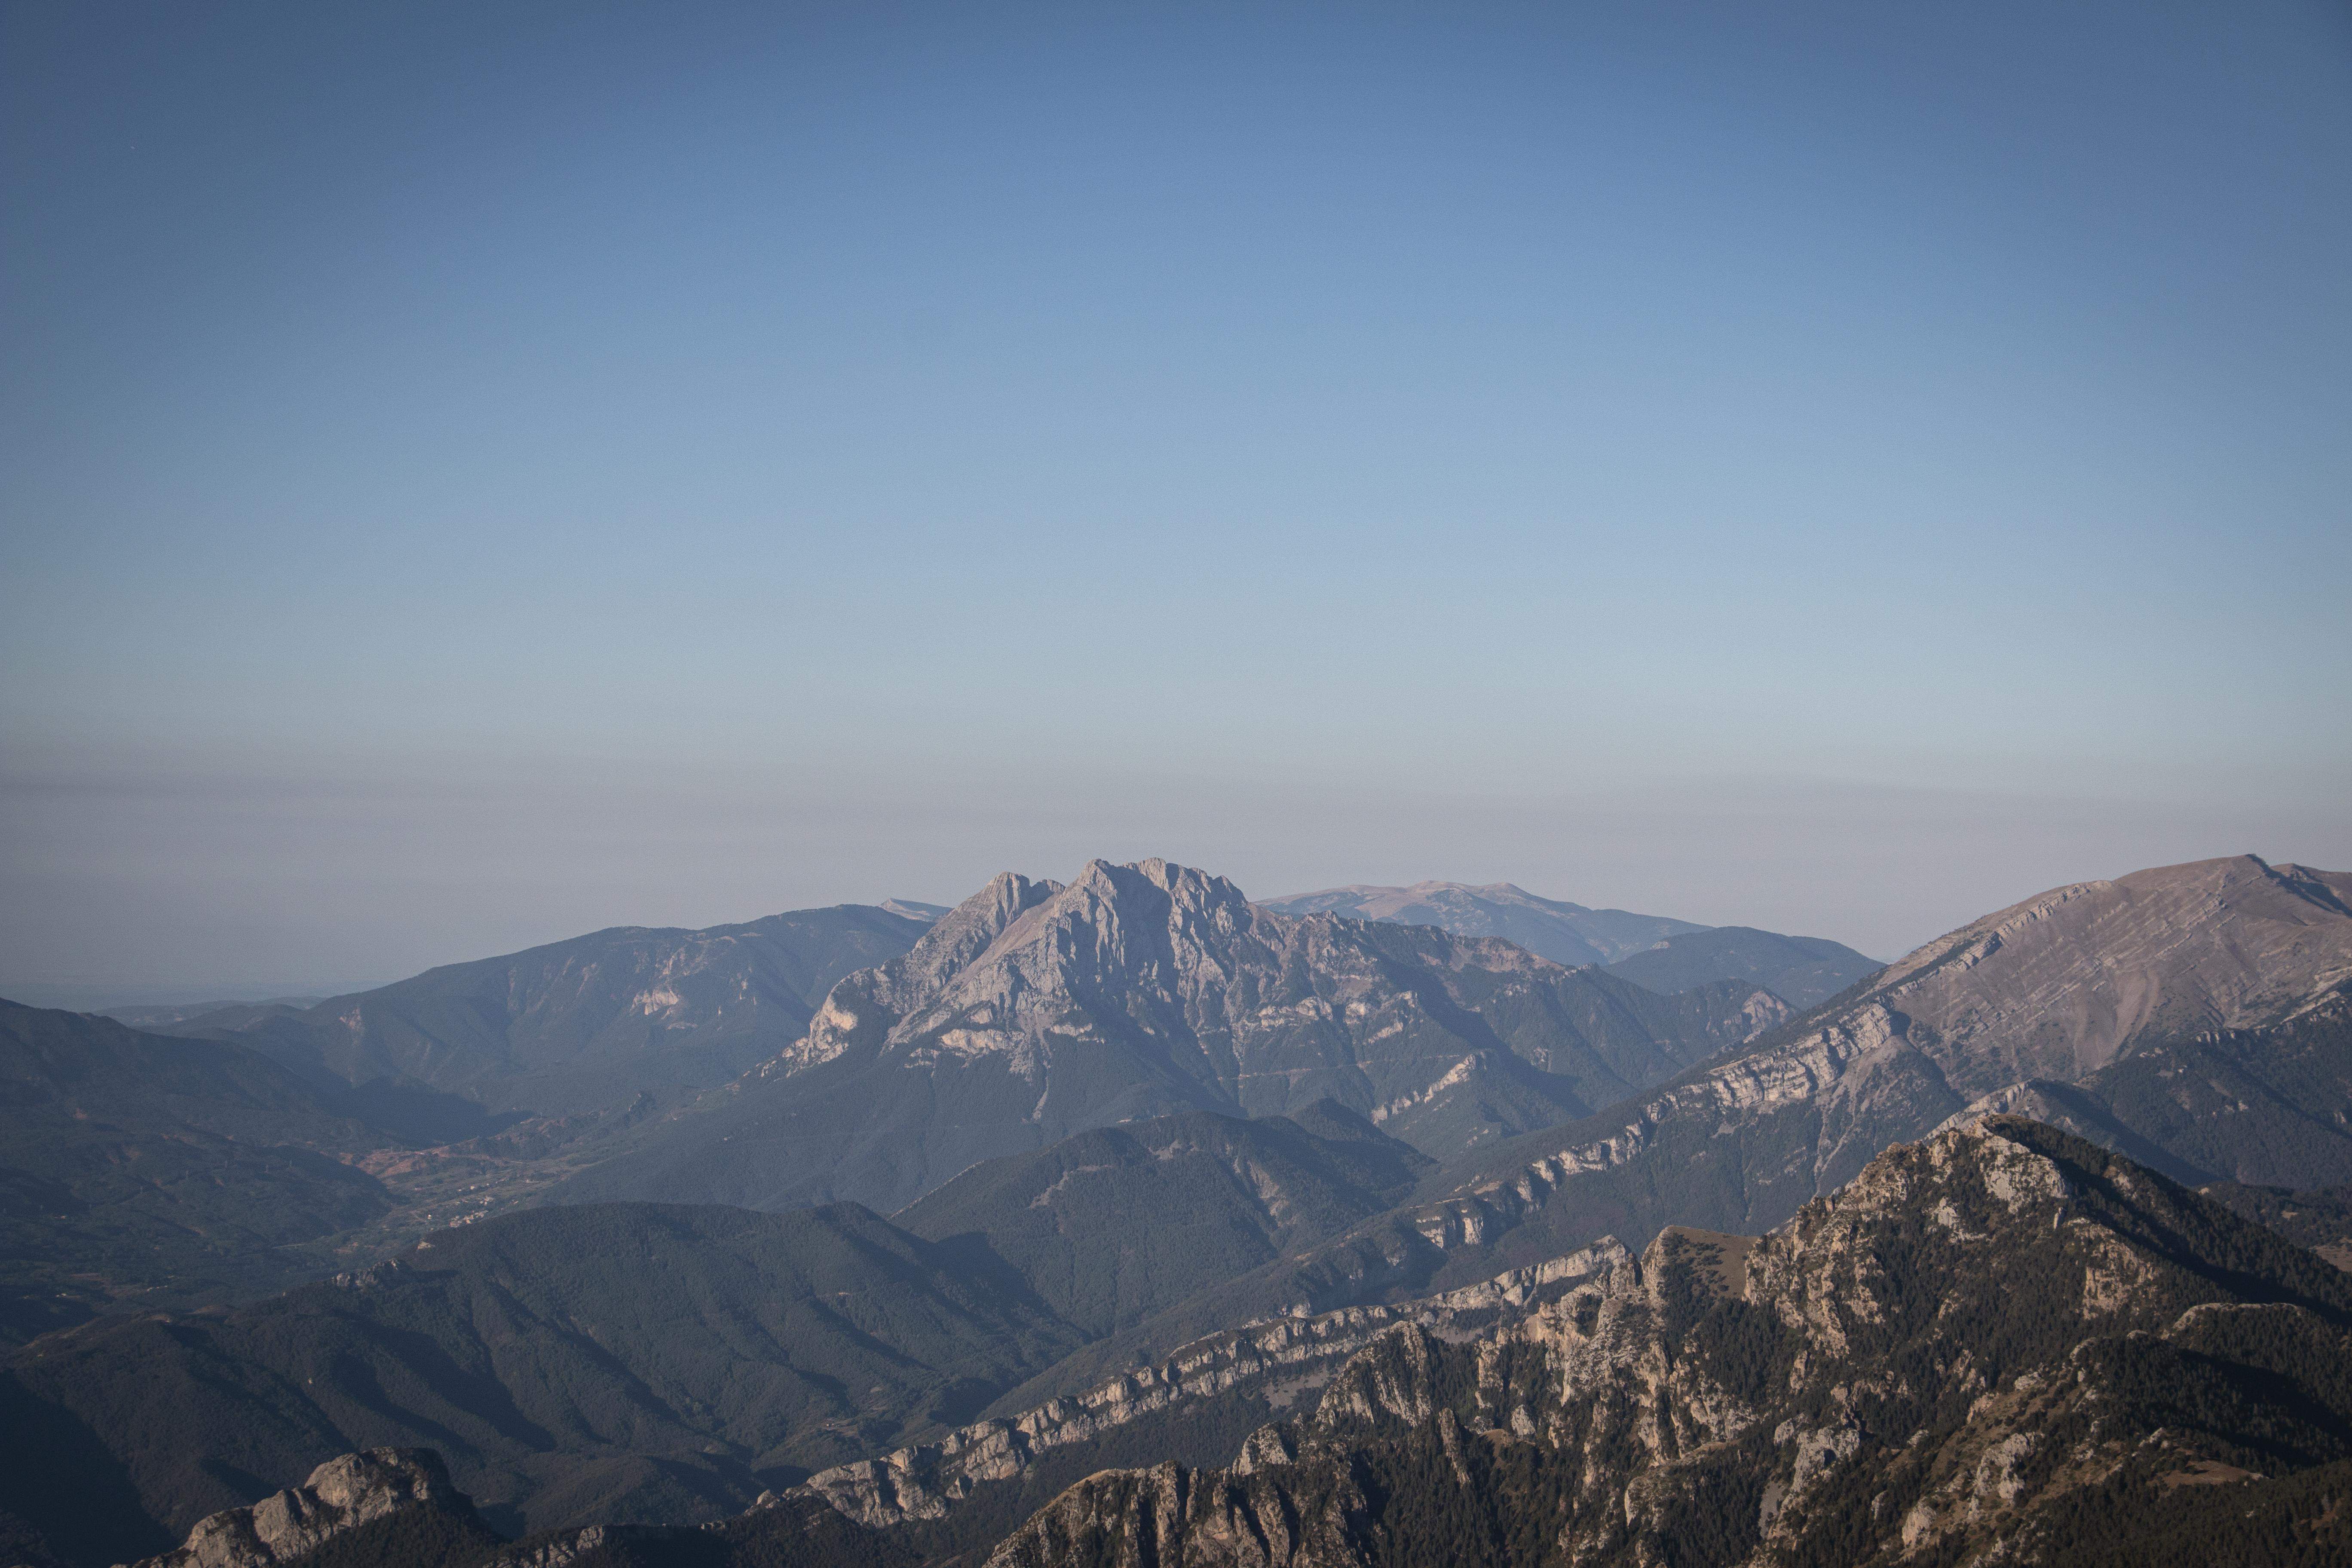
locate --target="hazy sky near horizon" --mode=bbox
[5,1,2349,993]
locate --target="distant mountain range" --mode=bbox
[1259,882,1707,965]
[8,852,2352,1568]
[116,879,1871,1143]
[1261,881,1882,1007]
[138,903,936,1115]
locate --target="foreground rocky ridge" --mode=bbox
[992,1116,2352,1567]
[800,1241,1632,1536]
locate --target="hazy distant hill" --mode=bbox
[555,860,1787,1215]
[150,903,933,1115]
[96,996,330,1030]
[1603,924,1881,1008]
[0,1000,401,1343]
[1261,880,1879,1006]
[1259,881,1703,966]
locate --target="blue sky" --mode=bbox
[4,1,2349,992]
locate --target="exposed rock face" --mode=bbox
[122,1449,467,1568]
[1864,855,2352,1086]
[1272,855,2352,1313]
[1258,881,1705,967]
[782,858,1783,1157]
[800,1242,1634,1532]
[152,903,933,1114]
[566,861,1787,1214]
[988,1118,2352,1568]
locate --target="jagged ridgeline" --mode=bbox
[0,862,1776,1348]
[986,1119,2352,1568]
[554,860,1788,1215]
[86,1118,2352,1567]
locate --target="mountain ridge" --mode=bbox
[1258,881,1705,967]
[964,855,2352,1401]
[555,859,1788,1214]
[988,1114,2352,1567]
[144,903,934,1115]
[1259,881,1881,1008]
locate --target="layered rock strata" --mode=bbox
[990,1116,2352,1567]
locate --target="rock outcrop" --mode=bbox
[989,1116,2352,1568]
[800,1241,1633,1531]
[779,861,1781,1152]
[120,1449,472,1568]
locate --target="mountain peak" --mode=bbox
[1861,852,2352,1082]
[1064,856,1249,909]
[695,858,1789,1212]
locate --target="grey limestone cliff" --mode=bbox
[988,1116,2352,1567]
[120,1450,473,1568]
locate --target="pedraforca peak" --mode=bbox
[603,856,1782,1215]
[771,856,1779,1157]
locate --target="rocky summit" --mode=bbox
[557,859,1785,1213]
